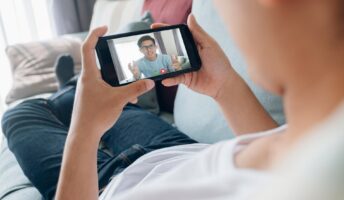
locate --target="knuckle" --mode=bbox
[136,83,146,93]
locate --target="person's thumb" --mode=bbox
[187,14,210,46]
[118,79,155,102]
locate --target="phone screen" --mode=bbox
[96,25,201,86]
[106,28,192,85]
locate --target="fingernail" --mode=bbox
[146,79,155,90]
[190,14,195,20]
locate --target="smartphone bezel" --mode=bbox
[96,24,201,87]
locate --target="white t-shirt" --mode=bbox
[255,101,344,200]
[99,126,286,200]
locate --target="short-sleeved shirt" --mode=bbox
[99,125,288,200]
[136,54,174,78]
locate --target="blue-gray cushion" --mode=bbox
[174,0,285,143]
[0,138,41,200]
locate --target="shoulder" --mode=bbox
[235,133,284,170]
[159,54,169,58]
[159,54,172,62]
[137,57,145,63]
[136,58,146,67]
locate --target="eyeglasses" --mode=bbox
[140,44,156,51]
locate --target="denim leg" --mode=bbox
[1,76,197,199]
[101,105,197,158]
[48,85,76,127]
[47,78,197,158]
[1,99,111,200]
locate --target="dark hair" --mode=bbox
[137,35,155,48]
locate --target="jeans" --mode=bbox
[1,78,197,200]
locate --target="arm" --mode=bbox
[162,54,176,72]
[56,129,100,200]
[154,15,277,136]
[128,62,141,80]
[171,55,182,71]
[55,27,154,200]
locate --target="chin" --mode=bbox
[249,68,284,96]
[148,55,155,59]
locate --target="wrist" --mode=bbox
[214,72,245,103]
[68,125,103,144]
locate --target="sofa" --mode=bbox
[0,0,285,199]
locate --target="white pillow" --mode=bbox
[90,0,144,34]
[5,37,82,104]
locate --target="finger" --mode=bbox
[151,23,169,29]
[82,26,108,76]
[117,79,155,102]
[161,75,186,87]
[171,55,177,62]
[162,78,178,87]
[187,14,211,47]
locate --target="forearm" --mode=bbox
[55,129,101,200]
[215,75,278,136]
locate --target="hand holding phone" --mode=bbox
[153,15,235,100]
[69,26,155,138]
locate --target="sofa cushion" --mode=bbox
[174,0,285,143]
[0,139,41,200]
[5,37,82,105]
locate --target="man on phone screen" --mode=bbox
[128,35,181,80]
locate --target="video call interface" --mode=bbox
[107,28,191,85]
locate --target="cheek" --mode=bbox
[215,0,264,67]
[214,0,252,43]
[214,0,284,94]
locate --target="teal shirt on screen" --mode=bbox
[136,54,174,78]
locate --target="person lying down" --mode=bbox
[2,0,344,199]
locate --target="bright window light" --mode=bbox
[0,0,54,109]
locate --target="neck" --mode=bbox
[146,54,157,61]
[284,66,344,141]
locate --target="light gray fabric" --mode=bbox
[5,37,82,105]
[174,0,285,143]
[0,139,41,200]
[49,0,96,35]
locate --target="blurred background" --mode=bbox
[0,0,95,147]
[0,0,53,109]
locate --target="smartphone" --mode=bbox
[96,24,201,86]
